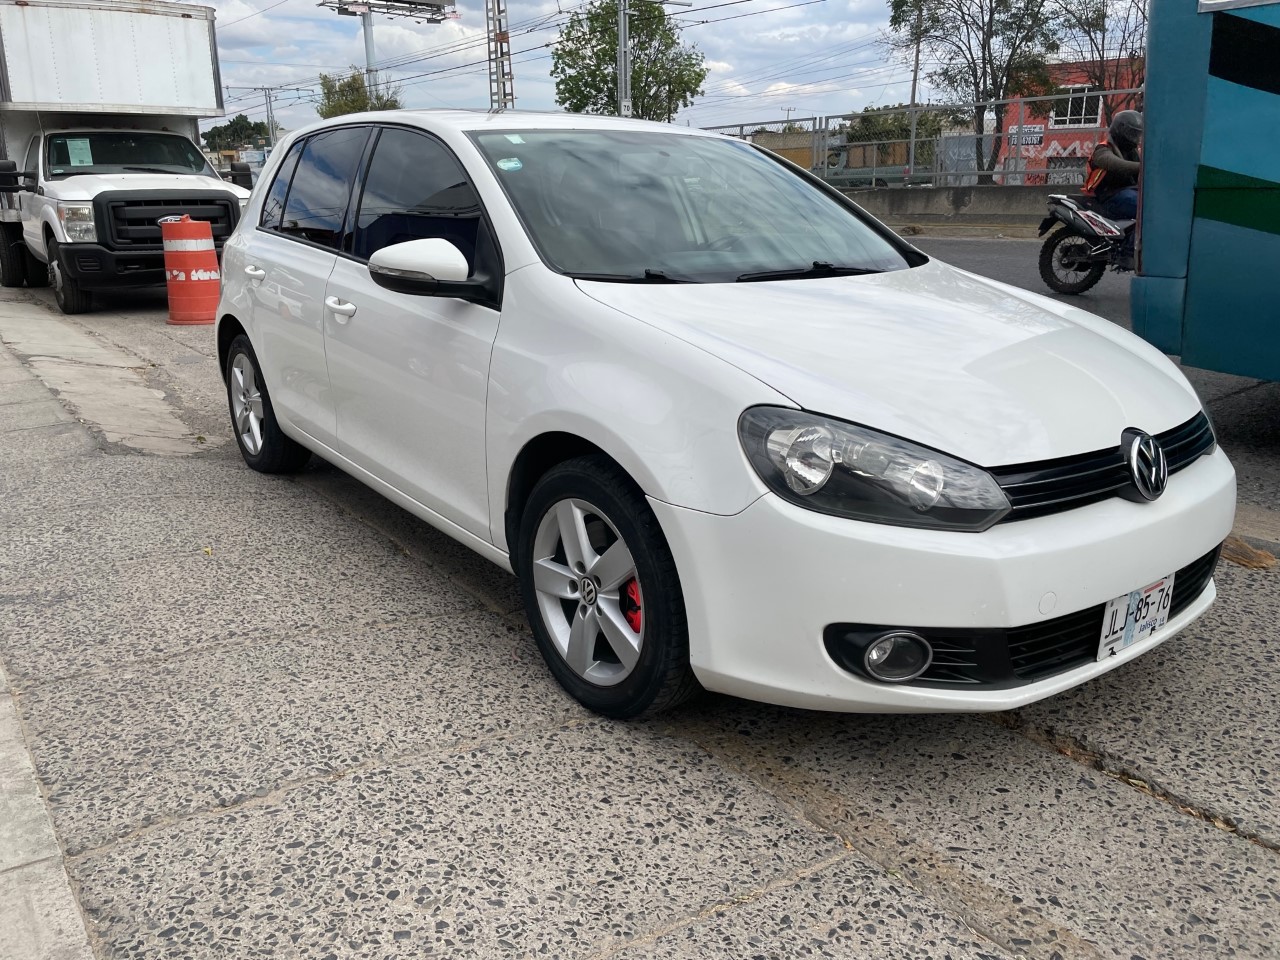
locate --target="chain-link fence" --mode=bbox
[704,89,1143,189]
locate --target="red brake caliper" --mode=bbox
[622,578,643,633]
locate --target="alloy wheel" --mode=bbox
[230,352,265,455]
[531,497,645,686]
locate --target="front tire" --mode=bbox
[0,224,27,288]
[47,241,92,314]
[517,456,699,718]
[1038,229,1106,295]
[225,334,312,474]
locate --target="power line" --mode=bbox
[219,0,298,29]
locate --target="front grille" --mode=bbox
[823,544,1222,689]
[94,191,239,250]
[990,412,1216,522]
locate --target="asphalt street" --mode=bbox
[1,243,1278,960]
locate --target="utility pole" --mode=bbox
[617,0,691,119]
[783,106,796,123]
[361,7,378,93]
[485,0,516,111]
[616,0,631,117]
[907,2,923,179]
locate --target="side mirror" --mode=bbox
[0,159,19,193]
[368,237,498,307]
[228,161,253,189]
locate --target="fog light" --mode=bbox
[863,631,933,682]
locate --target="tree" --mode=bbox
[316,69,403,119]
[551,0,707,123]
[1049,0,1146,122]
[887,0,1062,178]
[202,114,273,152]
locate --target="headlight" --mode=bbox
[57,202,98,243]
[739,407,1011,531]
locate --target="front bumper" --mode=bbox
[57,242,225,289]
[58,243,169,288]
[652,448,1236,713]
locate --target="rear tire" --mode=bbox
[0,224,27,288]
[225,334,312,474]
[517,456,699,718]
[47,241,93,314]
[1039,229,1106,295]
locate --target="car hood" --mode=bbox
[48,172,250,199]
[577,260,1201,467]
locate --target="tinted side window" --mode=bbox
[353,128,482,269]
[279,127,369,249]
[259,141,304,231]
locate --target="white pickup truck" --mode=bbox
[0,0,249,314]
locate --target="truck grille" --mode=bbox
[95,192,239,249]
[989,412,1216,522]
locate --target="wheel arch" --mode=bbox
[504,431,635,560]
[216,314,247,382]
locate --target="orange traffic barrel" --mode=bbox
[159,215,220,325]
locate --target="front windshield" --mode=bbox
[44,133,214,179]
[471,129,912,282]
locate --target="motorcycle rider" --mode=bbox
[1082,109,1142,269]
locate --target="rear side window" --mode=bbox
[353,127,482,269]
[259,141,304,231]
[278,127,369,249]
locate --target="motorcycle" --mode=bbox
[1037,194,1133,295]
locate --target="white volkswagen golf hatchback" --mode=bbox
[216,110,1235,718]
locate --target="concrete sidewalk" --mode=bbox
[2,283,1279,960]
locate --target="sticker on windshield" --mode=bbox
[496,157,523,172]
[504,134,525,144]
[67,138,94,166]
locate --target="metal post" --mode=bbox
[908,106,918,182]
[361,9,377,95]
[264,89,275,149]
[1014,98,1025,184]
[616,0,631,117]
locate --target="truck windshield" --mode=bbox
[469,129,913,283]
[44,133,214,179]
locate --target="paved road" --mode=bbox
[1,248,1278,960]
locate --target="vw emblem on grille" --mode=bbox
[1123,429,1168,501]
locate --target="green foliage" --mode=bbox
[551,0,708,122]
[201,114,272,152]
[886,0,1062,173]
[316,69,404,119]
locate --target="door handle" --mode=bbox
[325,296,357,322]
[244,265,266,280]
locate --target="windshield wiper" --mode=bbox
[122,166,188,174]
[736,261,883,282]
[570,269,694,283]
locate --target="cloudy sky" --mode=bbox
[199,0,931,136]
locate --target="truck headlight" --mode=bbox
[57,203,98,244]
[739,407,1011,531]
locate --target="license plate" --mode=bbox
[1097,573,1177,661]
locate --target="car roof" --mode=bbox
[287,109,720,139]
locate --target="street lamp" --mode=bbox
[617,0,693,119]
